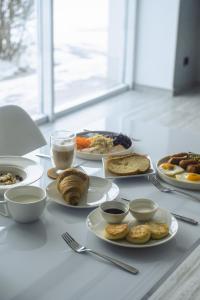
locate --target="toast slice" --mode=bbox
[106,153,150,176]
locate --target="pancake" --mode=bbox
[104,223,129,240]
[147,222,169,240]
[126,225,151,244]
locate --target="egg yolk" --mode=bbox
[186,173,200,181]
[160,163,175,170]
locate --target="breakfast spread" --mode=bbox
[56,168,89,205]
[0,172,23,185]
[104,222,169,244]
[106,153,150,176]
[76,132,132,155]
[158,152,200,183]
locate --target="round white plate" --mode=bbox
[157,156,200,190]
[46,176,119,208]
[86,207,178,248]
[0,156,43,195]
[76,130,133,161]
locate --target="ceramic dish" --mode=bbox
[157,156,200,190]
[0,156,43,195]
[86,207,178,248]
[46,176,119,208]
[76,130,133,160]
[102,155,155,179]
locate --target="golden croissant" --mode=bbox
[57,168,89,205]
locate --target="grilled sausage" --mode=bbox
[186,164,200,174]
[179,159,199,169]
[168,156,187,165]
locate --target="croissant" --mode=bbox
[57,168,89,205]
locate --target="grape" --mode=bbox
[113,133,132,149]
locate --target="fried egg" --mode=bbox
[176,172,200,183]
[159,162,184,176]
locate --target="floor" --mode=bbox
[40,86,200,138]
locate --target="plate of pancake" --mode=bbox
[157,152,200,190]
[86,207,178,248]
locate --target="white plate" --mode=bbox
[102,155,155,179]
[46,176,119,208]
[0,156,43,195]
[76,130,133,161]
[157,156,200,190]
[86,207,178,248]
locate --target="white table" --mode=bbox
[1,120,200,300]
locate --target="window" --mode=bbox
[0,0,41,118]
[0,0,130,122]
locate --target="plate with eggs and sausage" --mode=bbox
[157,152,200,190]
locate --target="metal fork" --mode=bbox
[149,175,200,203]
[61,232,139,274]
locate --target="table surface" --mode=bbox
[1,120,200,300]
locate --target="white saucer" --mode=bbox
[46,176,119,208]
[86,207,178,248]
[0,156,43,195]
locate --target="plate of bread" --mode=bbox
[102,153,155,179]
[76,131,133,160]
[46,168,119,208]
[157,152,200,190]
[86,207,178,248]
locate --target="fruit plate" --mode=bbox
[157,156,200,190]
[102,155,155,179]
[76,130,133,161]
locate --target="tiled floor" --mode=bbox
[40,86,200,137]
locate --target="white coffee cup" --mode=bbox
[1,186,46,223]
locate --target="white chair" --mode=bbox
[0,105,47,155]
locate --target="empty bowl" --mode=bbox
[129,198,158,221]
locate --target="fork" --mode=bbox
[61,232,139,274]
[149,175,200,203]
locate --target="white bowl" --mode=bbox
[129,198,158,221]
[100,200,129,223]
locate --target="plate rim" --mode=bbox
[156,155,200,190]
[46,175,120,209]
[86,207,178,248]
[102,154,155,179]
[76,130,133,161]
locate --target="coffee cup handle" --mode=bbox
[0,200,9,217]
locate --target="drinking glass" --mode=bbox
[50,130,76,171]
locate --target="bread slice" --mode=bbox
[106,153,150,176]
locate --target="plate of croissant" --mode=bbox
[46,168,119,208]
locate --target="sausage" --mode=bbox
[168,156,187,165]
[171,152,188,158]
[179,159,199,169]
[186,164,200,174]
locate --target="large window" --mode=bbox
[0,0,40,118]
[0,0,129,121]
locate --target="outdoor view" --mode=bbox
[0,0,125,118]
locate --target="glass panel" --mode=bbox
[53,0,126,111]
[0,0,40,118]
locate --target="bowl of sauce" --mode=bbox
[129,198,158,221]
[100,200,129,223]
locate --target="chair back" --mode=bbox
[0,105,47,155]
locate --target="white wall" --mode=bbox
[173,0,200,92]
[134,0,180,90]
